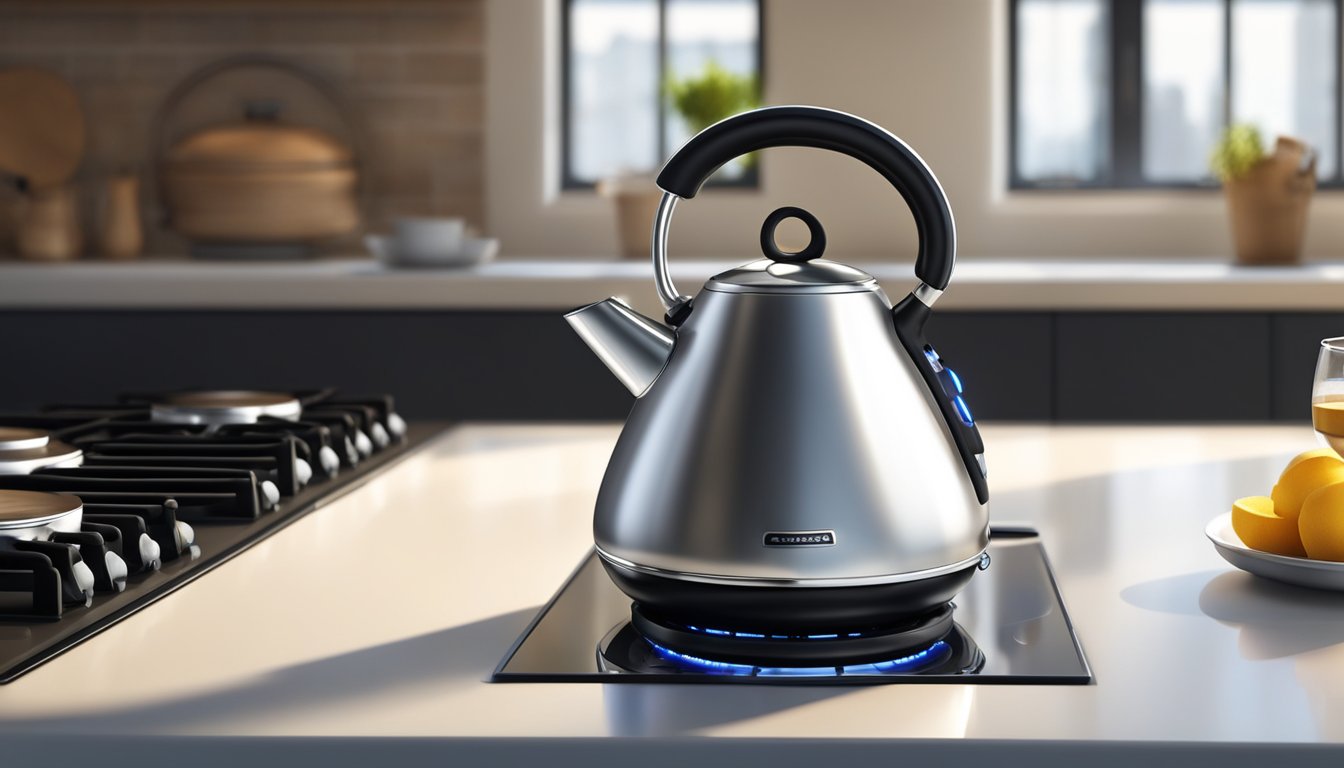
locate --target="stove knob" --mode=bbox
[104,551,128,593]
[319,445,341,476]
[71,559,95,606]
[174,520,195,550]
[259,480,281,510]
[138,533,162,571]
[386,412,407,438]
[344,436,360,466]
[294,457,313,486]
[370,422,390,449]
[353,429,374,457]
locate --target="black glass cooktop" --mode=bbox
[0,388,443,684]
[493,527,1091,685]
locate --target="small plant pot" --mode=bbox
[598,175,662,260]
[1223,143,1316,266]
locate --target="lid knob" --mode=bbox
[760,206,826,263]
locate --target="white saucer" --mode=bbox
[365,234,498,269]
[1205,512,1344,591]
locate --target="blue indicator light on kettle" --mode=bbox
[923,347,943,372]
[945,368,963,394]
[952,395,974,426]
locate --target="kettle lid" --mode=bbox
[704,205,878,295]
[705,258,877,295]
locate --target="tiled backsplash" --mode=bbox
[0,0,484,256]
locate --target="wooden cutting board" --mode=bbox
[0,68,86,189]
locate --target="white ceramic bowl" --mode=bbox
[1206,512,1344,591]
[365,234,498,269]
[393,217,465,259]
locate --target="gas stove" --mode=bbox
[0,389,438,683]
[494,528,1090,684]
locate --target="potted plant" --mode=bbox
[600,60,760,259]
[667,60,760,136]
[1210,124,1316,265]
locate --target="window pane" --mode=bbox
[567,0,660,183]
[1014,0,1110,184]
[1143,0,1226,181]
[665,0,759,171]
[1232,0,1337,177]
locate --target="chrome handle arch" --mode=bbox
[651,191,689,313]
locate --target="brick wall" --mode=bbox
[0,0,484,256]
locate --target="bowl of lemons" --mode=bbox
[1207,448,1344,590]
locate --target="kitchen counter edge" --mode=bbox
[1,258,1343,313]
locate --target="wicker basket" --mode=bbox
[1224,137,1316,266]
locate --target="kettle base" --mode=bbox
[599,558,977,633]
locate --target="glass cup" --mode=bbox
[1312,337,1344,456]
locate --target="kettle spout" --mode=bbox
[565,298,675,397]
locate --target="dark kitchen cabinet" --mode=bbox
[0,309,1333,423]
[1271,313,1344,421]
[0,310,629,421]
[1055,313,1272,421]
[925,312,1053,421]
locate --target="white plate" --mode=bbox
[364,234,498,269]
[1206,512,1344,591]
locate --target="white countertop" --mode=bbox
[2,422,1343,766]
[3,258,1344,314]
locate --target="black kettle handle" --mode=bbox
[656,106,957,291]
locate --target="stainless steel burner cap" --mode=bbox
[151,391,303,426]
[0,489,82,532]
[0,427,49,451]
[0,428,83,476]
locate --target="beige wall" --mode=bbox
[487,0,1342,262]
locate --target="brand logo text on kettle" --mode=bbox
[763,530,837,547]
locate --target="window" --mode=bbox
[1010,0,1341,188]
[561,0,763,189]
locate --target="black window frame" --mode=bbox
[560,0,766,191]
[1008,0,1344,190]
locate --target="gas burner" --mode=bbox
[0,489,102,607]
[626,602,959,667]
[598,610,984,678]
[0,488,83,532]
[0,428,83,475]
[150,391,303,426]
[495,534,1091,685]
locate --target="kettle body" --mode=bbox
[567,106,989,631]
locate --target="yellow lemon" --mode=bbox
[1300,482,1344,562]
[1270,450,1344,521]
[1232,495,1306,558]
[1283,447,1341,471]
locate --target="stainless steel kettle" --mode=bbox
[566,106,989,631]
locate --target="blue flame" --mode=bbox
[647,639,953,677]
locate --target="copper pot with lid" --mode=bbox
[154,56,363,250]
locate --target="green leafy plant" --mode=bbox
[666,60,760,133]
[1210,124,1266,181]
